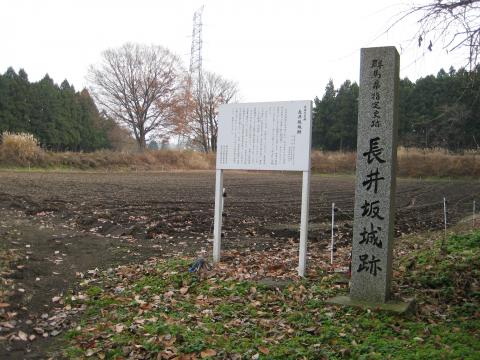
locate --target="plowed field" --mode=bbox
[0,170,479,358]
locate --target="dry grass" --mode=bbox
[43,149,215,171]
[0,133,215,170]
[0,132,45,166]
[311,150,356,174]
[0,134,478,177]
[397,147,480,178]
[310,147,480,178]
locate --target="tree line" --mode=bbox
[313,67,480,152]
[0,42,238,153]
[2,59,479,153]
[0,67,123,151]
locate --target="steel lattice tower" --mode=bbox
[178,6,204,148]
[189,6,204,98]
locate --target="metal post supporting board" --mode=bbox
[213,169,224,263]
[298,170,311,277]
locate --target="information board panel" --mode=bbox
[216,101,312,171]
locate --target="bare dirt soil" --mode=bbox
[0,170,478,359]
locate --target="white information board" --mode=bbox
[213,100,313,277]
[216,101,312,171]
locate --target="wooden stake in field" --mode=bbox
[444,197,447,238]
[331,202,335,265]
[441,197,448,253]
[474,200,476,228]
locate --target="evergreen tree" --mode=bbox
[312,66,480,152]
[312,80,358,151]
[331,80,358,151]
[0,67,114,151]
[312,80,336,150]
[0,68,31,134]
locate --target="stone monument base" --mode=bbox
[326,295,416,314]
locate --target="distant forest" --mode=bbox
[1,66,479,152]
[0,67,127,151]
[313,67,480,152]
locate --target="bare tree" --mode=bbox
[167,73,195,147]
[88,43,183,150]
[188,72,238,152]
[399,1,480,69]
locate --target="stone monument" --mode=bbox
[351,46,399,303]
[329,47,413,312]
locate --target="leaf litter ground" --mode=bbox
[62,225,479,359]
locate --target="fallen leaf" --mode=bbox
[85,349,97,357]
[18,331,28,341]
[259,346,269,355]
[115,324,125,333]
[1,321,15,329]
[200,349,217,358]
[180,287,189,295]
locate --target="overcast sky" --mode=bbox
[0,0,469,102]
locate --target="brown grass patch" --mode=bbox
[0,132,45,166]
[311,150,356,174]
[311,147,480,178]
[396,147,480,178]
[310,147,480,177]
[0,135,478,177]
[0,135,214,171]
[38,150,214,171]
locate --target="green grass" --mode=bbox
[62,232,480,359]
